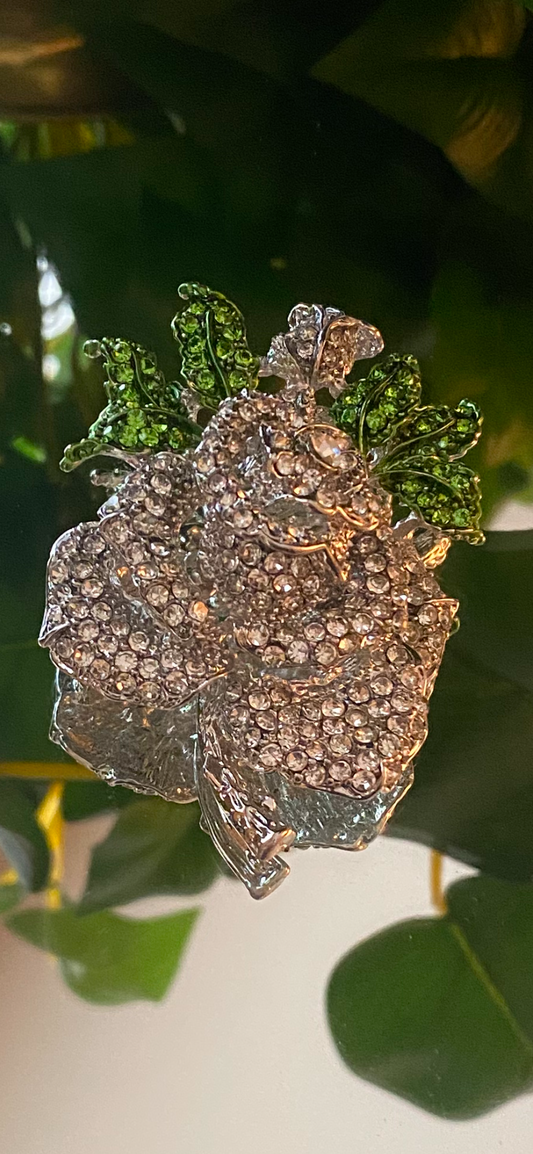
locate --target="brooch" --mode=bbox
[39,284,483,897]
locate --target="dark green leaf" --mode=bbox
[391,530,533,880]
[8,905,200,1004]
[0,882,25,915]
[441,527,533,694]
[0,780,49,891]
[63,780,136,822]
[80,798,220,912]
[327,875,533,1119]
[61,337,198,470]
[392,648,533,882]
[172,282,260,408]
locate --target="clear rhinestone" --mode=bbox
[329,733,352,755]
[146,584,170,609]
[166,671,188,694]
[256,710,277,731]
[307,741,327,761]
[78,619,99,641]
[248,691,270,711]
[352,770,379,795]
[91,658,111,680]
[115,651,137,672]
[329,760,352,782]
[73,644,94,668]
[315,642,337,666]
[165,604,186,627]
[326,617,348,638]
[67,598,89,619]
[304,622,326,642]
[287,640,309,663]
[91,601,112,622]
[348,682,370,703]
[287,749,308,771]
[129,630,149,652]
[321,698,345,718]
[246,624,270,648]
[352,613,372,634]
[260,744,283,768]
[346,706,367,727]
[353,725,375,744]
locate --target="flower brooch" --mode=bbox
[40,284,483,896]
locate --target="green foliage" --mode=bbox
[62,780,136,822]
[7,906,199,1005]
[172,281,260,408]
[61,338,199,471]
[0,781,49,892]
[333,354,484,540]
[392,531,533,881]
[80,799,220,912]
[327,876,533,1119]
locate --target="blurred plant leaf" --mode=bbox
[0,881,25,914]
[62,780,136,821]
[0,779,49,890]
[327,874,533,1119]
[7,904,199,1004]
[391,531,533,881]
[80,798,220,913]
[313,0,533,220]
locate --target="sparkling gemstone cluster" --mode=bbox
[40,285,480,897]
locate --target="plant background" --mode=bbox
[1,0,533,1148]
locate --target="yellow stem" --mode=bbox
[430,850,448,915]
[0,761,93,781]
[36,782,65,910]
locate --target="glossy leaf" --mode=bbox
[172,282,260,408]
[8,905,200,1005]
[327,875,533,1119]
[0,780,49,891]
[61,337,199,470]
[80,798,220,913]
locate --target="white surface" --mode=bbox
[0,827,531,1154]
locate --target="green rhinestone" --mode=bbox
[222,323,243,340]
[452,509,470,526]
[229,370,249,390]
[189,302,205,316]
[139,427,160,446]
[180,315,200,335]
[196,369,216,391]
[457,420,472,434]
[127,412,144,429]
[234,348,254,368]
[216,339,233,360]
[114,365,134,384]
[214,306,233,324]
[118,427,138,447]
[186,349,207,368]
[169,427,185,449]
[111,341,130,362]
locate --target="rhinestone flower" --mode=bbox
[40,283,483,897]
